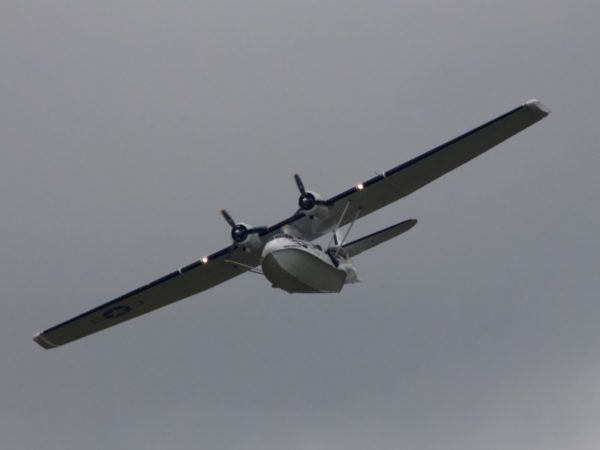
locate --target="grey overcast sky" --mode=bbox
[1,1,599,449]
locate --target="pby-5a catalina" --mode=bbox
[34,100,549,349]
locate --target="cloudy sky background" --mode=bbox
[2,1,599,449]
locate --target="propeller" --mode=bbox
[221,209,267,243]
[294,174,327,211]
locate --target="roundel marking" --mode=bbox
[103,305,132,319]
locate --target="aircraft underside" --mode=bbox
[261,237,348,293]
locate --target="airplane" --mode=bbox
[33,99,549,349]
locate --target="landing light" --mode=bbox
[356,183,364,190]
[201,256,209,264]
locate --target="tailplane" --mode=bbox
[342,219,417,258]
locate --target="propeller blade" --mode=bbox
[220,209,236,228]
[294,174,306,195]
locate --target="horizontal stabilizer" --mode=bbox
[342,219,417,257]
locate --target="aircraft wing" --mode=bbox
[270,99,549,238]
[33,246,259,349]
[328,99,549,226]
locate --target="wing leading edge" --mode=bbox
[342,219,417,258]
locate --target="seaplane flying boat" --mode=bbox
[34,100,549,349]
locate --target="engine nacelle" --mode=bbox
[221,210,267,251]
[230,222,263,250]
[298,190,329,219]
[294,174,331,220]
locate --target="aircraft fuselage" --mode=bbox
[261,235,356,293]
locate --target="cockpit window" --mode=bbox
[271,234,325,251]
[272,233,293,239]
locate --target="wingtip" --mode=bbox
[524,99,550,118]
[33,331,58,350]
[405,218,418,228]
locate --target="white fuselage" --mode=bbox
[261,235,357,293]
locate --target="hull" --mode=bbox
[262,247,346,293]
